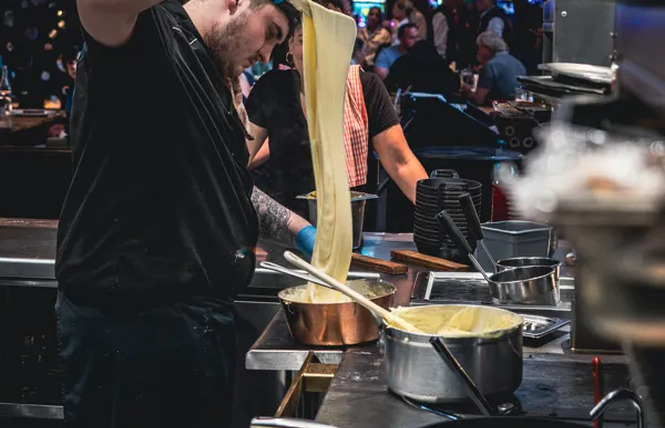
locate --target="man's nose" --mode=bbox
[258,46,273,63]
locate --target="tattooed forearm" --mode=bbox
[251,186,310,245]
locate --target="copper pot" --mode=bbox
[278,279,396,346]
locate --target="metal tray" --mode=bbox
[521,314,571,339]
[538,62,613,86]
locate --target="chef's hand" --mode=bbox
[295,225,317,258]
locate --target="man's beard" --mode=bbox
[204,14,248,79]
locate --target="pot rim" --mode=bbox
[489,265,557,285]
[383,304,524,340]
[496,257,561,268]
[277,280,396,306]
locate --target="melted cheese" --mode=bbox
[300,1,357,302]
[390,306,523,338]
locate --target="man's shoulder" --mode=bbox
[387,45,402,55]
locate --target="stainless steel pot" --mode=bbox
[382,304,523,403]
[487,265,560,304]
[438,210,560,305]
[279,279,395,346]
[297,191,378,250]
[496,257,561,282]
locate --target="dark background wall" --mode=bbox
[0,0,81,108]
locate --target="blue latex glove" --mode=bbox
[295,225,317,258]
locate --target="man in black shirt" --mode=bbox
[56,0,289,427]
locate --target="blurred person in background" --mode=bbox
[374,23,419,80]
[48,46,80,138]
[245,15,427,219]
[384,40,460,95]
[388,0,427,43]
[430,0,462,63]
[474,0,512,43]
[358,6,392,68]
[462,30,525,105]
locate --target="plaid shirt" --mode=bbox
[343,65,369,188]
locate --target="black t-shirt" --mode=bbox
[384,45,461,96]
[56,0,259,304]
[245,69,398,216]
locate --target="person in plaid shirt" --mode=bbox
[245,5,427,221]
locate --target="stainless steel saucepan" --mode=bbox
[437,210,559,305]
[458,192,561,282]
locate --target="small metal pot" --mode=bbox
[496,257,561,282]
[279,279,395,346]
[382,304,523,403]
[487,265,560,305]
[297,191,378,250]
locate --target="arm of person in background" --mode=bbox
[249,141,271,169]
[373,49,391,80]
[372,125,428,204]
[468,63,493,105]
[251,187,317,257]
[77,0,164,47]
[246,121,269,166]
[432,12,449,58]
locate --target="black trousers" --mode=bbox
[56,290,236,428]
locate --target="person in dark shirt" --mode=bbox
[55,0,290,427]
[384,40,461,96]
[245,16,428,219]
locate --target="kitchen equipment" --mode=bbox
[459,192,562,283]
[261,261,340,290]
[496,257,561,283]
[458,193,497,272]
[268,257,402,345]
[437,211,559,305]
[297,191,378,250]
[429,337,496,415]
[283,251,420,334]
[382,304,523,403]
[414,177,482,263]
[590,389,644,428]
[592,357,604,428]
[350,253,408,275]
[430,169,460,179]
[476,221,553,271]
[542,0,616,67]
[391,250,469,271]
[539,63,613,87]
[251,386,646,428]
[517,75,609,96]
[278,279,396,346]
[521,314,570,339]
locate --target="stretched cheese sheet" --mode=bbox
[300,1,357,302]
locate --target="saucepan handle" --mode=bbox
[436,210,473,254]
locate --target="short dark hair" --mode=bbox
[397,22,418,39]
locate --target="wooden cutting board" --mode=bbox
[351,253,408,275]
[390,250,469,271]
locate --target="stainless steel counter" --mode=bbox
[315,347,636,428]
